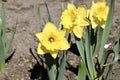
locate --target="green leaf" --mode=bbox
[36,6,42,31]
[76,37,92,78]
[0,18,2,34]
[57,51,67,80]
[45,2,53,22]
[61,1,65,11]
[85,27,96,79]
[78,60,86,80]
[67,75,71,80]
[113,33,120,62]
[101,50,114,80]
[101,50,113,67]
[101,33,120,80]
[100,33,119,79]
[98,0,115,63]
[45,54,56,80]
[5,19,17,54]
[93,27,103,57]
[105,64,113,80]
[75,38,85,63]
[103,33,120,67]
[1,2,6,49]
[0,36,5,72]
[0,1,6,72]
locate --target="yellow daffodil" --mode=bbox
[36,22,70,59]
[61,3,89,38]
[89,0,109,29]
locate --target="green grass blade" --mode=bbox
[0,18,2,34]
[61,1,65,11]
[36,6,42,30]
[5,19,17,54]
[78,60,86,80]
[45,2,53,22]
[98,0,115,63]
[0,36,5,72]
[67,75,71,80]
[57,51,67,80]
[1,2,6,49]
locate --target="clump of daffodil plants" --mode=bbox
[0,1,17,72]
[36,0,119,80]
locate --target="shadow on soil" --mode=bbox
[29,62,48,80]
[29,48,48,80]
[5,49,16,63]
[28,43,82,80]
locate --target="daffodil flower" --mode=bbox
[36,22,70,59]
[89,0,109,29]
[61,3,89,38]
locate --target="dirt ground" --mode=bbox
[0,0,120,80]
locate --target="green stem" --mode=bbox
[45,54,56,80]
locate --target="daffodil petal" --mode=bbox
[101,24,105,29]
[36,33,43,41]
[59,38,70,50]
[65,28,72,34]
[73,26,84,38]
[92,21,98,29]
[50,51,58,59]
[67,3,76,11]
[49,42,60,51]
[57,30,66,37]
[77,5,87,18]
[37,43,48,55]
[87,9,90,17]
[79,18,90,26]
[61,10,74,29]
[43,22,57,32]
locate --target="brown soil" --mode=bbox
[0,0,120,80]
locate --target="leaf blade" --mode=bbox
[98,0,115,63]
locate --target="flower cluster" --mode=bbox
[36,0,109,59]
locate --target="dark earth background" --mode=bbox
[0,0,120,80]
